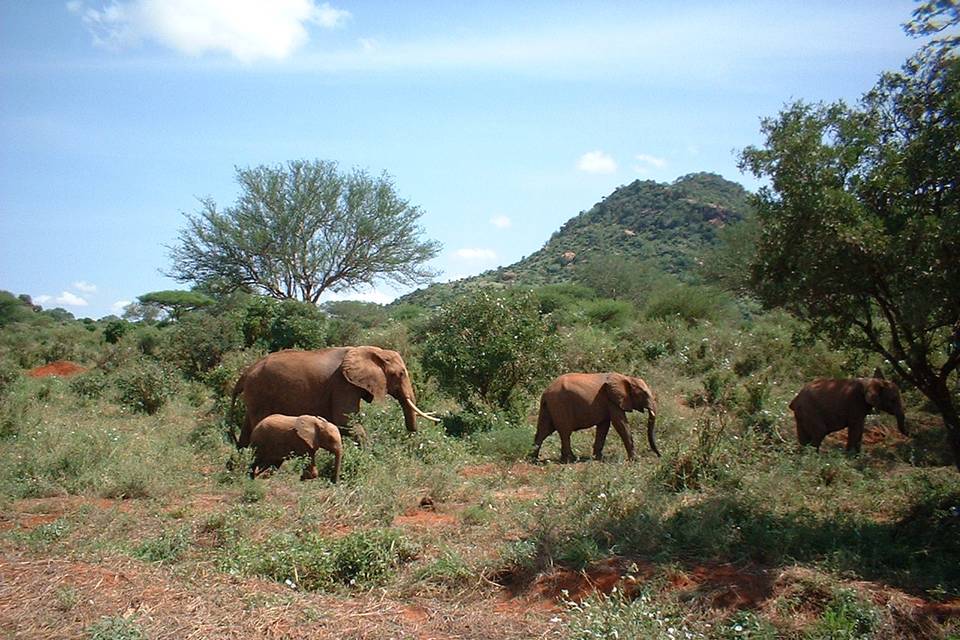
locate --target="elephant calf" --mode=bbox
[249,414,343,482]
[789,369,908,453]
[532,372,658,463]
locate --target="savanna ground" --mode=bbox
[1,289,959,639]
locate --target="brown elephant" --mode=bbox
[531,372,659,463]
[789,369,908,452]
[250,414,342,482]
[232,346,438,448]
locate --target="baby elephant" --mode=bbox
[249,414,342,482]
[789,369,907,453]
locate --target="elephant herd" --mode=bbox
[231,346,909,483]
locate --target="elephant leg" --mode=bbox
[330,396,368,447]
[611,417,635,461]
[559,431,575,463]
[593,420,611,460]
[846,418,865,454]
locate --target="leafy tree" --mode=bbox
[739,25,960,467]
[167,160,441,303]
[138,290,215,321]
[0,291,36,327]
[420,290,559,409]
[240,296,329,352]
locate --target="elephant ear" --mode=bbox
[862,380,881,408]
[342,346,388,401]
[294,417,321,450]
[603,373,632,411]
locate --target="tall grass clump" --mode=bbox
[0,381,197,500]
[221,528,417,591]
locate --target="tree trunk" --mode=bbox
[926,382,960,472]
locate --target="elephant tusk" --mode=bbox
[407,398,441,422]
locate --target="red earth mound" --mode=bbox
[27,360,86,378]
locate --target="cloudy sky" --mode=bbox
[0,1,925,317]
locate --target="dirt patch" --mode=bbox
[0,555,551,640]
[392,510,459,528]
[459,463,498,479]
[26,360,86,378]
[672,563,775,610]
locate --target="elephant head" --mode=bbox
[863,369,907,435]
[604,373,660,457]
[342,346,437,433]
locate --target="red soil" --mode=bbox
[26,360,86,378]
[392,510,459,528]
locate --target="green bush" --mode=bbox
[583,298,634,328]
[69,370,110,400]
[134,526,191,564]
[114,359,179,415]
[420,289,559,409]
[224,528,417,591]
[159,311,243,379]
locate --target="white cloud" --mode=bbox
[632,153,668,174]
[35,295,52,305]
[54,291,89,307]
[490,215,512,229]
[111,300,132,312]
[455,248,497,261]
[69,0,350,61]
[72,280,98,294]
[577,150,617,174]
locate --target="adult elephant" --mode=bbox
[531,372,659,463]
[789,369,908,452]
[232,346,438,448]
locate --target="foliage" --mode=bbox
[223,528,417,591]
[113,358,179,414]
[167,159,441,302]
[739,38,960,467]
[159,310,243,379]
[0,290,39,327]
[419,289,560,408]
[137,290,215,321]
[240,296,329,351]
[85,616,145,640]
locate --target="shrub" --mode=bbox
[69,370,110,400]
[225,528,417,591]
[114,359,178,414]
[159,311,243,379]
[644,283,734,325]
[134,526,191,564]
[583,298,634,328]
[420,289,560,409]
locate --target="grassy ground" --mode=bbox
[1,369,959,640]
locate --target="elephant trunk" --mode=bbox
[646,409,660,458]
[896,411,908,436]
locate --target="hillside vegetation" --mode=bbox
[400,172,752,307]
[1,166,958,638]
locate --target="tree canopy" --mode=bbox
[167,160,441,303]
[739,24,960,467]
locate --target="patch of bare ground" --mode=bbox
[26,360,86,378]
[1,496,134,531]
[0,554,560,639]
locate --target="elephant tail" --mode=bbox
[228,371,247,448]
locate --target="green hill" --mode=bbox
[400,172,753,306]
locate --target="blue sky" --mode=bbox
[0,0,926,318]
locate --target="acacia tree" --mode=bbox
[167,160,441,303]
[739,14,960,467]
